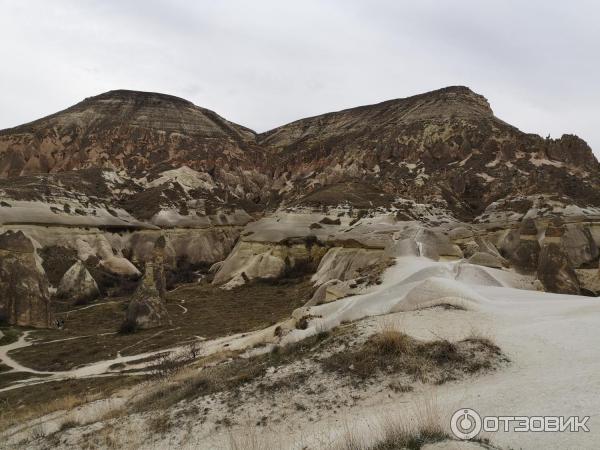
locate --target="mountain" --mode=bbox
[0,89,263,177]
[0,90,275,228]
[260,86,600,222]
[0,86,598,328]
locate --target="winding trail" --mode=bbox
[58,301,119,316]
[0,329,186,393]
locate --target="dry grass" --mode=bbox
[0,376,142,433]
[322,323,506,384]
[226,429,285,450]
[340,397,449,450]
[11,277,314,372]
[0,393,82,433]
[147,414,173,434]
[129,330,335,413]
[0,327,20,346]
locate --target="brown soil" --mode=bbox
[10,277,314,372]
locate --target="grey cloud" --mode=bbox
[0,0,598,157]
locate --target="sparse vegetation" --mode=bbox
[322,326,505,383]
[9,277,314,372]
[0,327,20,346]
[129,330,337,413]
[340,397,450,450]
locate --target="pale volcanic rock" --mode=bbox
[468,251,504,269]
[213,240,327,288]
[311,247,384,286]
[537,242,581,295]
[0,230,52,328]
[561,224,599,268]
[124,237,170,330]
[1,86,600,297]
[57,260,100,304]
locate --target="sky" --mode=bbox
[1,0,599,158]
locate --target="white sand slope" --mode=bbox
[2,256,599,449]
[266,257,600,449]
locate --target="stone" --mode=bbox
[123,237,170,331]
[57,260,100,304]
[537,242,580,295]
[312,247,384,286]
[468,252,504,268]
[213,240,326,287]
[506,220,541,272]
[0,231,52,327]
[561,224,599,268]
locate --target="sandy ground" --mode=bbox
[180,258,600,449]
[3,256,600,449]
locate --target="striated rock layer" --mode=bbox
[0,86,599,299]
[0,230,52,327]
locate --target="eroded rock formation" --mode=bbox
[0,231,52,327]
[124,237,170,331]
[57,260,100,305]
[0,86,598,299]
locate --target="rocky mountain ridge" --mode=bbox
[0,86,599,327]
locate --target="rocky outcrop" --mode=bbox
[0,231,52,327]
[312,247,384,286]
[506,219,541,272]
[387,228,463,260]
[537,242,580,295]
[57,260,100,305]
[561,224,599,268]
[1,86,600,299]
[575,268,600,296]
[468,252,504,269]
[124,237,170,331]
[213,239,327,288]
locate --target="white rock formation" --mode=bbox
[57,261,100,304]
[311,247,384,286]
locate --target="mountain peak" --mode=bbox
[86,89,195,108]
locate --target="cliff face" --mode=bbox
[1,86,599,227]
[259,86,600,220]
[0,86,599,304]
[0,90,265,178]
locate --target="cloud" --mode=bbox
[0,0,598,157]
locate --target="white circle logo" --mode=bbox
[451,408,482,440]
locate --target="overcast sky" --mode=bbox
[1,0,599,158]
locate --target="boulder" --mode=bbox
[575,268,600,296]
[561,224,599,268]
[461,240,480,258]
[468,252,504,269]
[123,237,170,331]
[415,228,463,260]
[213,240,326,287]
[0,231,52,328]
[507,219,540,272]
[57,261,100,304]
[537,242,580,295]
[312,247,384,286]
[475,237,503,258]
